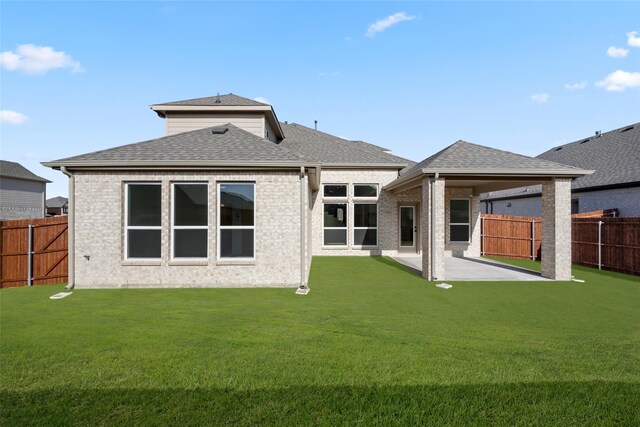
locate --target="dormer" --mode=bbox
[150,93,284,142]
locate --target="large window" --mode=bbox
[353,184,378,198]
[450,199,470,242]
[323,184,347,198]
[172,183,208,259]
[323,204,347,246]
[218,183,255,258]
[353,203,377,247]
[126,183,161,259]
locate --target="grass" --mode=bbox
[1,256,639,425]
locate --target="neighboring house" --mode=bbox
[43,93,589,288]
[0,160,50,220]
[481,123,640,217]
[46,196,69,216]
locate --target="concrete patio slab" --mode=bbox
[391,256,551,281]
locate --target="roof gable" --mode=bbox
[0,160,50,183]
[153,93,268,107]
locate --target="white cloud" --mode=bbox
[596,70,640,91]
[564,81,588,90]
[627,31,640,48]
[253,96,270,104]
[366,12,416,38]
[531,93,550,103]
[0,110,29,125]
[0,44,84,74]
[607,46,629,58]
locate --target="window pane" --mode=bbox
[128,184,161,226]
[324,229,347,246]
[354,204,377,227]
[220,229,254,258]
[354,184,377,198]
[128,229,161,258]
[354,229,377,246]
[323,185,347,197]
[174,229,207,258]
[174,184,207,226]
[450,200,470,223]
[324,204,347,227]
[450,225,469,242]
[220,184,254,226]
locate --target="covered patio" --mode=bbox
[386,141,591,281]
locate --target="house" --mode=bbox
[43,94,589,289]
[0,160,50,220]
[481,123,640,217]
[46,196,69,216]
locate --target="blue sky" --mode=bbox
[2,1,639,197]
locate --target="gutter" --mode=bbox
[60,167,75,289]
[298,166,308,292]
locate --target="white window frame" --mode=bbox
[124,182,162,260]
[322,183,348,199]
[353,183,378,199]
[217,182,256,260]
[353,202,378,248]
[449,198,470,243]
[322,203,348,247]
[171,182,209,260]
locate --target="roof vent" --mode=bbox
[621,125,634,133]
[214,92,221,104]
[595,130,601,137]
[579,138,590,144]
[554,146,563,151]
[211,127,228,135]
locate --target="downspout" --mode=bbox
[299,166,308,290]
[60,167,75,289]
[430,172,439,281]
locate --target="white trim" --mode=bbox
[353,202,378,248]
[124,182,162,261]
[217,182,256,260]
[449,198,471,243]
[399,205,416,248]
[322,202,348,247]
[171,182,209,261]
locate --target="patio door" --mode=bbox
[399,206,417,251]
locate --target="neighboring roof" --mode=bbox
[386,140,589,191]
[152,93,268,107]
[537,122,640,190]
[279,122,413,168]
[0,160,50,183]
[46,196,68,207]
[483,122,640,200]
[43,124,302,167]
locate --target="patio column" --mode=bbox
[421,176,445,281]
[541,178,572,280]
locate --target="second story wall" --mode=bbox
[165,112,265,137]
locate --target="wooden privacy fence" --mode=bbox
[481,211,640,276]
[0,216,68,288]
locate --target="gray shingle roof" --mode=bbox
[47,124,301,164]
[279,123,413,167]
[482,122,640,200]
[0,160,50,182]
[537,122,640,190]
[401,140,581,178]
[153,93,268,107]
[46,196,68,208]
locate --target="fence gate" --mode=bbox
[0,216,68,288]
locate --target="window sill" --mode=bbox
[215,259,256,266]
[169,260,208,266]
[322,246,349,250]
[122,260,161,266]
[353,246,379,249]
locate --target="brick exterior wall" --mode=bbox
[541,178,572,280]
[73,171,304,288]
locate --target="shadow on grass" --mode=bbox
[371,256,422,277]
[2,381,638,425]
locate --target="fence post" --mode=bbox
[531,220,535,260]
[598,220,603,270]
[481,216,484,256]
[27,224,33,286]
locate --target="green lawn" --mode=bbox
[1,257,639,425]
